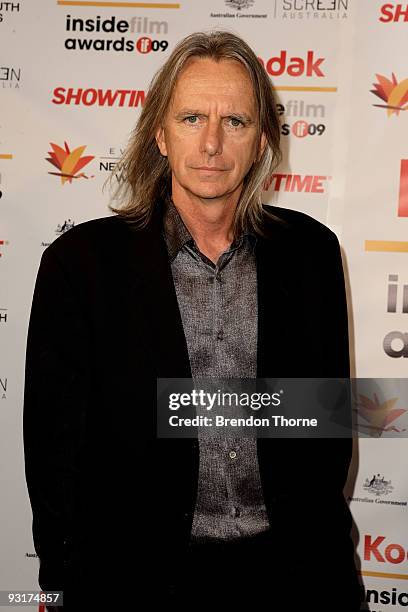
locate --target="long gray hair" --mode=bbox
[105,30,282,237]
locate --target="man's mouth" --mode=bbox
[194,166,226,171]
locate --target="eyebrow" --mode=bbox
[174,108,255,124]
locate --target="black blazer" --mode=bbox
[23,200,360,606]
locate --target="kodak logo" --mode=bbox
[259,51,325,78]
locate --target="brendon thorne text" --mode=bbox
[168,415,318,428]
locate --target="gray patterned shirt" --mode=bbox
[162,197,270,542]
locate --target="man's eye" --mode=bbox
[228,117,243,128]
[184,116,199,124]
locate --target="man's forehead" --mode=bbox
[169,57,256,112]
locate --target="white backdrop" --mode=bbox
[1,1,407,610]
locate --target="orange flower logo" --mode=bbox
[371,73,408,117]
[354,392,407,437]
[46,141,95,185]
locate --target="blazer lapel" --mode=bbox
[121,201,192,379]
[256,219,293,379]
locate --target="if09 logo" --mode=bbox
[136,37,169,53]
[281,120,326,138]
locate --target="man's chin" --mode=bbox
[186,185,235,201]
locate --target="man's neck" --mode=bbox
[170,190,240,264]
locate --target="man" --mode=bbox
[23,31,361,609]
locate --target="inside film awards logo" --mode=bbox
[363,473,394,497]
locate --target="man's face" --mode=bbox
[155,57,266,202]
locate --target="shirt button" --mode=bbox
[229,450,237,459]
[217,330,224,340]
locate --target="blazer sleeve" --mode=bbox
[317,228,353,488]
[23,246,90,591]
[320,229,350,379]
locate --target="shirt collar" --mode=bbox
[161,195,257,262]
[162,196,194,262]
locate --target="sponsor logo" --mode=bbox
[384,268,408,360]
[365,161,408,255]
[0,2,21,24]
[41,220,75,248]
[264,173,330,193]
[210,0,267,18]
[363,587,408,608]
[380,3,408,22]
[277,99,326,118]
[349,473,408,507]
[0,239,9,257]
[278,100,327,137]
[363,473,394,497]
[371,73,408,117]
[353,391,407,436]
[51,87,145,107]
[399,159,408,217]
[387,274,408,314]
[55,219,75,235]
[64,14,169,53]
[98,147,127,182]
[46,141,95,185]
[275,0,348,20]
[364,535,408,566]
[0,152,13,199]
[226,0,254,9]
[384,331,408,357]
[0,66,21,89]
[0,377,7,399]
[258,51,325,78]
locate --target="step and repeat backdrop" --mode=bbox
[1,0,408,610]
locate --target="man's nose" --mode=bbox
[200,119,223,156]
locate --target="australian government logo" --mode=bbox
[41,220,75,248]
[211,0,267,19]
[349,474,407,507]
[273,0,349,20]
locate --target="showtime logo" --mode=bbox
[52,87,145,107]
[258,51,325,77]
[380,3,408,22]
[264,173,329,193]
[364,535,408,565]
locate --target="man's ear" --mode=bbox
[155,125,168,157]
[256,132,267,162]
